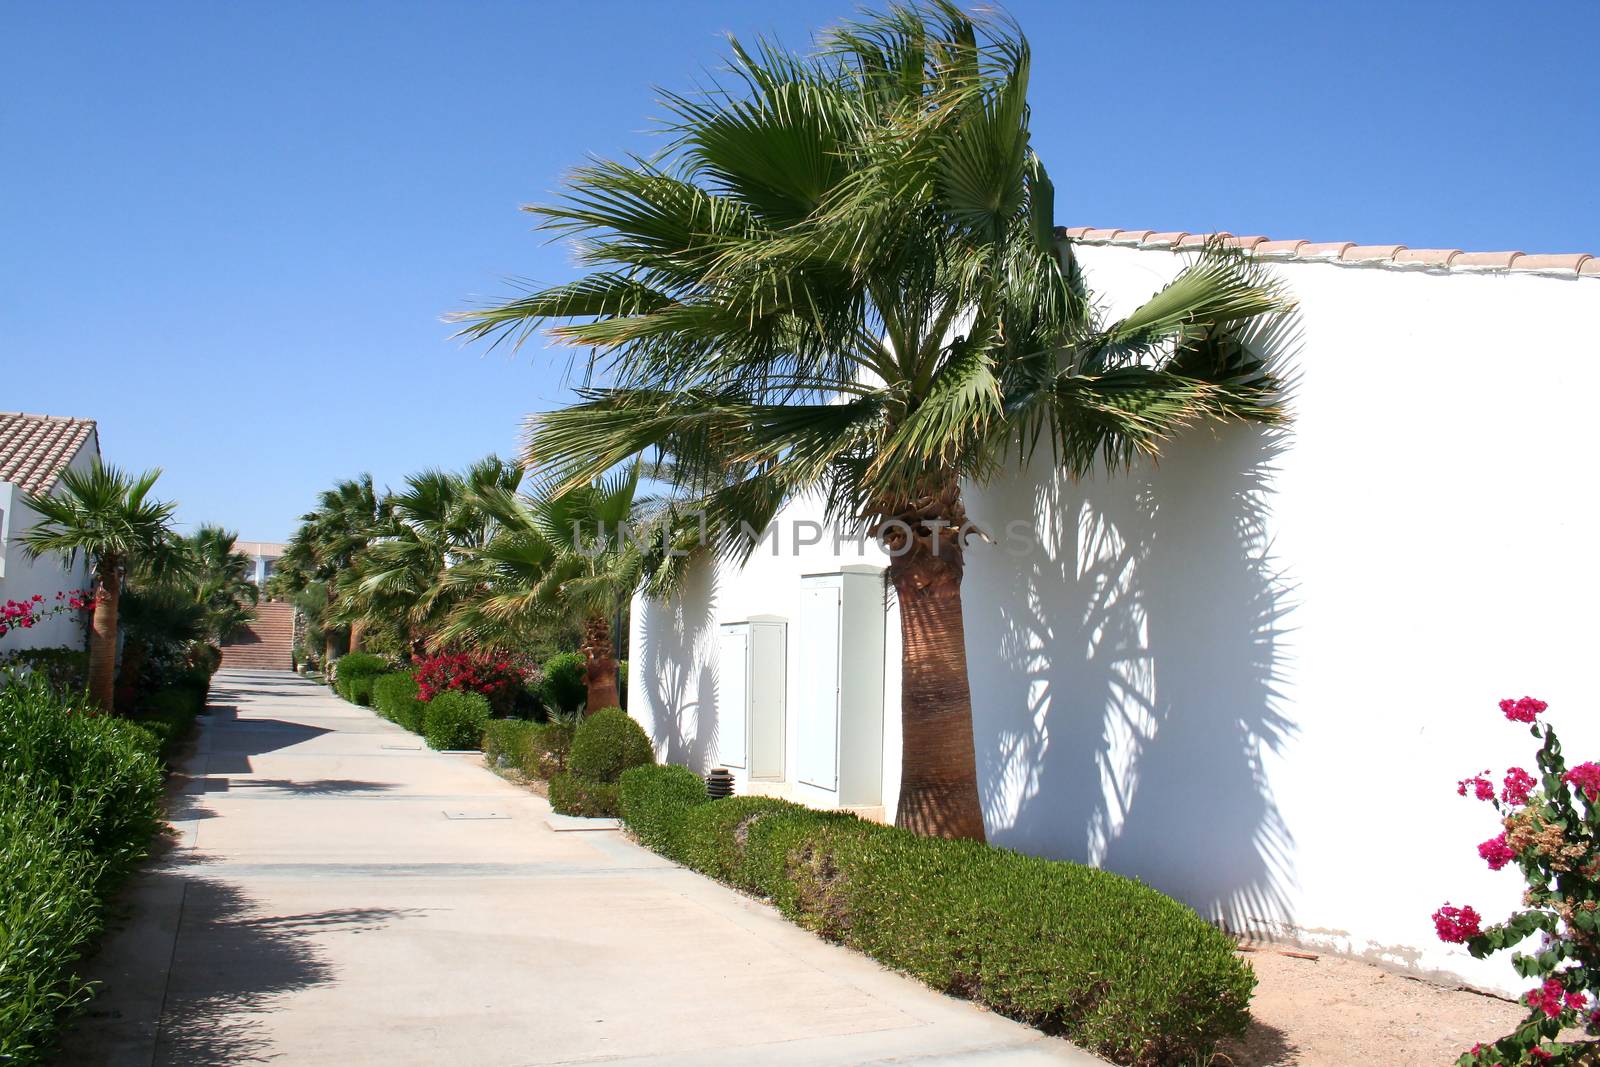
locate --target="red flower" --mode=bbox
[1563,762,1600,803]
[1478,834,1516,871]
[1458,771,1496,802]
[1523,978,1570,1020]
[1500,696,1548,723]
[1432,904,1482,943]
[1501,767,1537,806]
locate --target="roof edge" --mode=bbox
[1055,227,1598,278]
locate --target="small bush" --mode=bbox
[482,719,537,769]
[333,652,389,704]
[547,773,620,818]
[371,672,421,727]
[567,707,653,781]
[0,647,89,693]
[421,690,490,751]
[412,651,525,716]
[617,770,1254,1066]
[539,651,586,715]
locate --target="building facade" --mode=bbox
[0,413,100,651]
[626,232,1600,994]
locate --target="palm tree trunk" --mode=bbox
[87,557,120,712]
[883,484,986,841]
[348,618,366,653]
[581,615,619,714]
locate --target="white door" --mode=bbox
[717,625,748,768]
[796,585,840,790]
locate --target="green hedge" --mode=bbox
[0,673,165,1064]
[333,652,389,705]
[371,672,423,731]
[617,765,1254,1066]
[422,690,490,751]
[546,774,620,817]
[483,720,573,780]
[128,684,205,759]
[538,651,586,716]
[548,708,652,818]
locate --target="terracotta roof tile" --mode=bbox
[1057,227,1596,280]
[1453,251,1524,269]
[1296,241,1355,258]
[0,412,98,497]
[1393,248,1461,267]
[1178,232,1231,248]
[1342,244,1406,263]
[1511,253,1593,274]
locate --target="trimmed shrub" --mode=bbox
[567,708,653,781]
[421,690,490,751]
[549,708,653,817]
[617,771,1254,1066]
[0,673,164,1063]
[371,672,421,728]
[538,651,585,715]
[547,773,619,818]
[483,719,537,769]
[618,764,706,854]
[333,652,389,704]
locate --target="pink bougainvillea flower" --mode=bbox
[1433,904,1483,943]
[1523,978,1569,1020]
[1458,771,1496,801]
[1501,767,1537,806]
[1500,696,1548,723]
[1478,833,1517,871]
[1563,762,1600,803]
[1526,1049,1553,1065]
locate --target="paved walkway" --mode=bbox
[61,669,1102,1066]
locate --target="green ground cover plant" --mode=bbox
[618,764,1254,1067]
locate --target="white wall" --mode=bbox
[627,243,1600,994]
[0,443,97,652]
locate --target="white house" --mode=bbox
[625,230,1600,995]
[0,412,100,651]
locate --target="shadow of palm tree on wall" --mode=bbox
[966,421,1297,935]
[636,560,719,772]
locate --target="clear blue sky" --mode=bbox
[5,1,1596,541]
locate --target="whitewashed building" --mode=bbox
[625,230,1600,994]
[0,412,100,651]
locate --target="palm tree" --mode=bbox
[452,4,1290,839]
[186,525,260,644]
[21,462,179,710]
[277,475,392,660]
[351,456,522,653]
[439,467,649,714]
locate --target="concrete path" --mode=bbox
[61,669,1103,1067]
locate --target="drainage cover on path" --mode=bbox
[544,814,621,832]
[442,809,511,820]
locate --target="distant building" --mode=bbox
[235,540,286,586]
[0,412,100,651]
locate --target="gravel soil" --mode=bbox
[1216,949,1529,1066]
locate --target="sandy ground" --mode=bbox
[1216,948,1528,1066]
